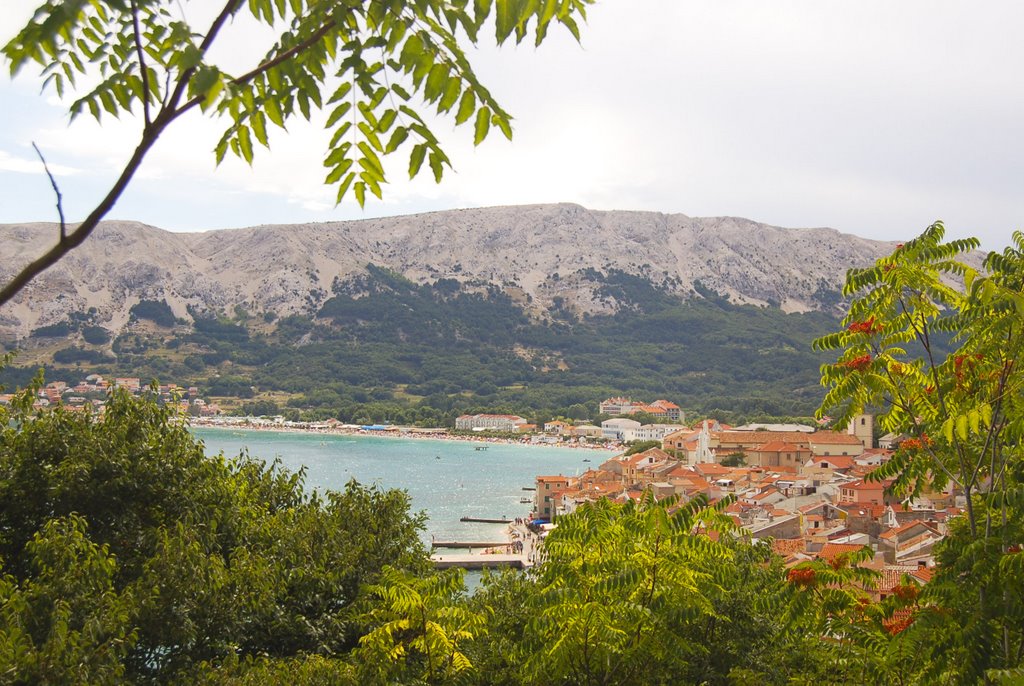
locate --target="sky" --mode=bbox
[1,1,1023,250]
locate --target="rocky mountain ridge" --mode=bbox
[0,203,897,339]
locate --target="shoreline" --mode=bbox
[189,417,620,453]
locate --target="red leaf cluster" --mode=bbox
[892,584,919,602]
[953,353,986,386]
[787,567,817,588]
[844,354,873,372]
[847,317,883,335]
[883,615,915,635]
[900,434,932,451]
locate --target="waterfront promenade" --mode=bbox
[430,521,542,570]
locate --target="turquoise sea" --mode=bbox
[192,428,601,543]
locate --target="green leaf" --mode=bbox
[424,64,448,102]
[408,144,427,178]
[335,170,356,204]
[493,112,512,140]
[438,77,461,113]
[325,159,354,185]
[428,151,443,183]
[265,97,285,127]
[455,90,475,125]
[385,127,408,153]
[325,101,352,128]
[377,109,397,133]
[474,106,490,145]
[250,111,269,147]
[237,125,254,164]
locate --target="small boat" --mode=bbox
[475,446,488,451]
[519,497,531,504]
[582,458,591,462]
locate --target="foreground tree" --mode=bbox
[0,382,428,682]
[1,0,594,305]
[814,224,1024,682]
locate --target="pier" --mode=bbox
[431,553,530,570]
[431,540,511,549]
[459,516,512,524]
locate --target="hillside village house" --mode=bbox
[455,413,529,432]
[598,397,683,422]
[601,418,641,441]
[600,418,684,443]
[534,475,571,520]
[543,420,572,434]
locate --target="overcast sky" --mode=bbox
[2,1,1022,249]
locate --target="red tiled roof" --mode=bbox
[755,441,807,452]
[842,479,884,491]
[880,519,940,540]
[809,455,856,469]
[878,566,926,592]
[817,542,866,562]
[808,431,865,445]
[911,566,935,583]
[772,538,806,556]
[694,463,733,476]
[718,431,814,445]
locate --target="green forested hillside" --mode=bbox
[4,267,841,422]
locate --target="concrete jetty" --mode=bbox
[431,540,511,549]
[431,553,529,570]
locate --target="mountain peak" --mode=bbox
[1,204,895,338]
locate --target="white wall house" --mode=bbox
[601,418,642,441]
[455,413,528,432]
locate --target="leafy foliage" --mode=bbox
[130,299,176,327]
[356,566,484,684]
[512,494,739,684]
[29,320,73,338]
[0,382,427,682]
[4,0,592,208]
[813,223,1024,681]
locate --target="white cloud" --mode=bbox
[2,0,1022,250]
[0,150,81,176]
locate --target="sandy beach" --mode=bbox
[190,415,620,453]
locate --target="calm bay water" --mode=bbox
[192,428,600,543]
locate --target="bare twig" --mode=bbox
[1,133,162,307]
[31,142,66,242]
[0,1,344,308]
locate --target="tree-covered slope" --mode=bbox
[2,265,841,420]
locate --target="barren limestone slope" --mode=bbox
[0,203,897,338]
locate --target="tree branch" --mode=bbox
[163,0,243,116]
[1,132,163,307]
[31,142,66,242]
[174,18,337,120]
[130,0,152,126]
[0,3,245,308]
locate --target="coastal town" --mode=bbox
[526,398,945,601]
[1,377,955,600]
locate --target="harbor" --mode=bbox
[429,520,541,570]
